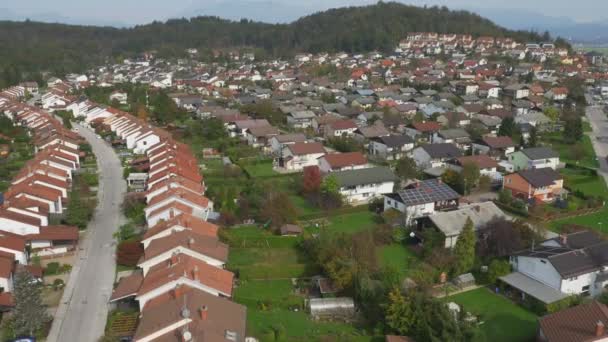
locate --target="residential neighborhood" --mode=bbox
[2,8,608,341]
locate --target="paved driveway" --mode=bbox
[47,123,126,342]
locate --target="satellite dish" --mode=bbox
[409,232,415,238]
[182,330,192,341]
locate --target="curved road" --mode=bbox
[48,122,126,342]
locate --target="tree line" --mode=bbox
[0,2,557,87]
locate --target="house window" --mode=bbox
[387,199,392,206]
[540,260,547,264]
[582,285,590,296]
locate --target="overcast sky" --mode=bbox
[1,0,605,26]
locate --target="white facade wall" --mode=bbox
[138,248,225,276]
[340,181,394,204]
[134,134,160,154]
[513,256,562,290]
[0,247,27,264]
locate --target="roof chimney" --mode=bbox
[169,209,175,219]
[192,265,199,281]
[597,321,605,337]
[173,284,184,299]
[560,233,568,246]
[200,305,208,321]
[188,237,195,247]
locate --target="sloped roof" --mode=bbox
[331,167,396,188]
[540,301,608,342]
[396,179,460,206]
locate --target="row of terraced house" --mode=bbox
[84,106,249,341]
[0,90,82,311]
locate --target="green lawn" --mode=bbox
[543,134,599,168]
[549,208,608,232]
[243,160,278,178]
[560,168,608,197]
[324,211,378,234]
[377,244,418,278]
[290,195,323,217]
[448,288,538,342]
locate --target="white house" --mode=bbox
[277,142,326,172]
[507,231,608,300]
[331,167,396,204]
[368,135,414,161]
[384,179,460,225]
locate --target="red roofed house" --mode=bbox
[137,230,228,276]
[141,213,218,249]
[317,152,368,173]
[144,189,212,227]
[324,119,358,138]
[545,87,569,101]
[278,142,326,171]
[406,121,442,142]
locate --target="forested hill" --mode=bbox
[0,2,549,86]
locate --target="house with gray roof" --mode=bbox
[432,129,471,151]
[286,110,316,128]
[507,146,560,171]
[503,230,608,304]
[330,167,397,204]
[369,135,414,161]
[384,179,460,224]
[411,143,463,169]
[428,202,509,248]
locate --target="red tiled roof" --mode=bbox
[412,121,442,132]
[110,271,144,302]
[482,136,515,149]
[26,225,79,242]
[539,301,608,342]
[138,254,234,297]
[143,213,218,241]
[0,209,41,227]
[141,230,228,264]
[321,152,367,169]
[287,142,326,156]
[456,155,499,169]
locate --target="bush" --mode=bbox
[44,262,60,276]
[487,259,511,284]
[52,279,65,291]
[497,189,512,205]
[116,241,144,267]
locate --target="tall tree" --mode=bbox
[461,162,480,195]
[302,166,322,194]
[498,117,515,137]
[528,125,538,148]
[385,287,415,335]
[260,191,298,229]
[452,217,476,275]
[395,156,419,180]
[11,268,50,337]
[563,117,583,143]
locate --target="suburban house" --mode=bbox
[538,301,608,342]
[503,231,608,306]
[353,124,390,143]
[144,189,212,227]
[368,135,415,160]
[507,147,561,171]
[318,152,368,173]
[432,129,471,151]
[451,155,502,181]
[330,167,396,204]
[411,143,463,169]
[245,125,279,148]
[134,254,234,310]
[426,202,509,248]
[384,179,460,225]
[269,133,307,155]
[141,212,218,249]
[131,286,246,342]
[503,168,565,203]
[137,230,228,276]
[504,84,530,99]
[544,87,569,101]
[405,121,442,142]
[286,110,316,128]
[277,142,326,172]
[472,136,516,159]
[324,119,358,138]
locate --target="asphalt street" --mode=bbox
[47,122,126,342]
[585,105,608,187]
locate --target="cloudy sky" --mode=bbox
[0,0,605,26]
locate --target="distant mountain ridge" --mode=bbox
[0,2,548,86]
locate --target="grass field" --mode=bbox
[242,160,278,178]
[377,244,418,278]
[448,288,538,342]
[225,225,379,341]
[324,211,379,234]
[544,134,599,169]
[560,168,608,197]
[549,208,608,232]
